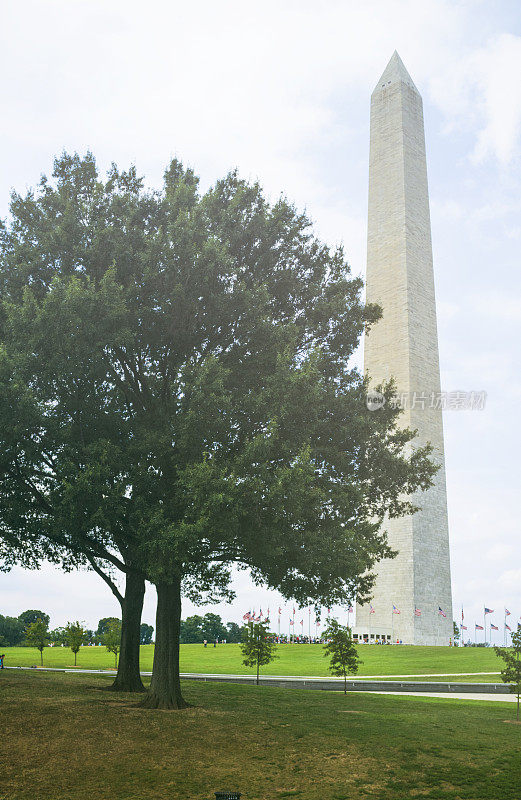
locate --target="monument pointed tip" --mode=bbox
[373,51,418,94]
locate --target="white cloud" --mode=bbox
[430,32,521,164]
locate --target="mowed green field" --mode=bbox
[1,670,520,800]
[2,642,504,680]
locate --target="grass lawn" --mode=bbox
[1,670,520,800]
[1,642,504,680]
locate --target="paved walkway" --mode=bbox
[4,666,510,696]
[362,690,517,702]
[4,667,500,680]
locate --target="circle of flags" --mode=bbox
[240,602,519,645]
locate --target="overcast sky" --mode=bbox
[1,0,520,642]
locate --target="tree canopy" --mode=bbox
[0,152,436,707]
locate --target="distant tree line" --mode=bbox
[1,608,241,647]
[180,613,241,643]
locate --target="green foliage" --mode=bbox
[49,627,67,645]
[102,619,122,667]
[0,614,25,646]
[0,152,438,706]
[65,621,86,665]
[18,609,50,628]
[226,622,242,643]
[323,618,361,694]
[453,621,460,642]
[96,617,120,639]
[495,629,521,721]
[0,152,436,605]
[240,621,278,684]
[179,615,205,644]
[179,613,229,643]
[24,618,50,665]
[139,623,154,645]
[201,613,228,642]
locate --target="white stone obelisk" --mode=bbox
[355,52,453,645]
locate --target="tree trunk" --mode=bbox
[344,673,347,695]
[40,649,43,666]
[74,651,77,666]
[140,579,189,709]
[109,571,146,693]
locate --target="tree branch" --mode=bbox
[86,555,124,604]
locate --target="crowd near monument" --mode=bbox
[355,53,454,645]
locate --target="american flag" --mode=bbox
[484,607,494,614]
[348,606,354,613]
[414,608,421,617]
[278,607,282,616]
[316,620,321,626]
[505,623,512,631]
[461,624,467,630]
[254,615,261,622]
[392,604,400,615]
[475,623,484,630]
[505,609,511,616]
[438,606,447,618]
[289,619,294,626]
[370,605,375,614]
[243,612,252,621]
[300,619,304,626]
[490,623,499,631]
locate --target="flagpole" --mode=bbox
[504,609,507,646]
[483,607,486,645]
[308,608,311,642]
[391,604,394,644]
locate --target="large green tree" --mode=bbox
[0,153,436,708]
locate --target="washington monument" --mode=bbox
[355,52,453,645]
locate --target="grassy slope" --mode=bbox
[1,670,520,800]
[1,642,503,680]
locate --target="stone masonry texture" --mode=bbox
[355,52,453,645]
